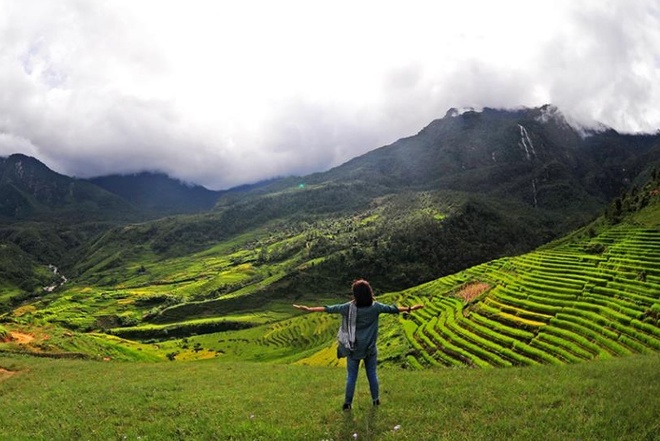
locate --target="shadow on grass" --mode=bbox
[336,406,384,441]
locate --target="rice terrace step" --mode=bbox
[399,225,660,368]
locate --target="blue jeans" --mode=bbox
[344,351,379,405]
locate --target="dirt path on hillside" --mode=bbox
[0,368,16,382]
[10,332,35,344]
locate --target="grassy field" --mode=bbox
[1,353,658,440]
[1,175,658,440]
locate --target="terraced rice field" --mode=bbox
[402,225,660,368]
[259,313,338,350]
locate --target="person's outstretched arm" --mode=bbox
[397,304,424,313]
[293,304,325,312]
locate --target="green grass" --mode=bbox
[0,353,658,440]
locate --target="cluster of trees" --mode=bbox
[109,319,254,340]
[299,198,553,292]
[606,168,659,223]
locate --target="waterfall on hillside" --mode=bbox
[518,125,536,161]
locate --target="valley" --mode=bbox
[0,105,659,439]
[1,106,658,368]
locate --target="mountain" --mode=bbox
[0,153,136,222]
[3,105,659,224]
[88,172,222,215]
[207,105,660,239]
[0,154,226,220]
[40,106,656,297]
[2,104,659,303]
[174,105,658,290]
[312,105,659,207]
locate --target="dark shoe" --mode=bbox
[342,403,352,411]
[372,399,380,406]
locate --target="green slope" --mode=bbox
[0,353,658,440]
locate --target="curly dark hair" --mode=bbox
[352,279,374,307]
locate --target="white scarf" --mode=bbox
[337,302,357,354]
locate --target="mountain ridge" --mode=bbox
[2,105,659,219]
[87,172,223,215]
[0,153,135,221]
[209,105,659,224]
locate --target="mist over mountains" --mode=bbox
[88,173,222,216]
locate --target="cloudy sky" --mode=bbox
[1,0,659,189]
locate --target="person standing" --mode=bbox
[293,279,424,410]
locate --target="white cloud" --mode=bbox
[0,0,658,189]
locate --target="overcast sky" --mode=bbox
[1,0,659,189]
